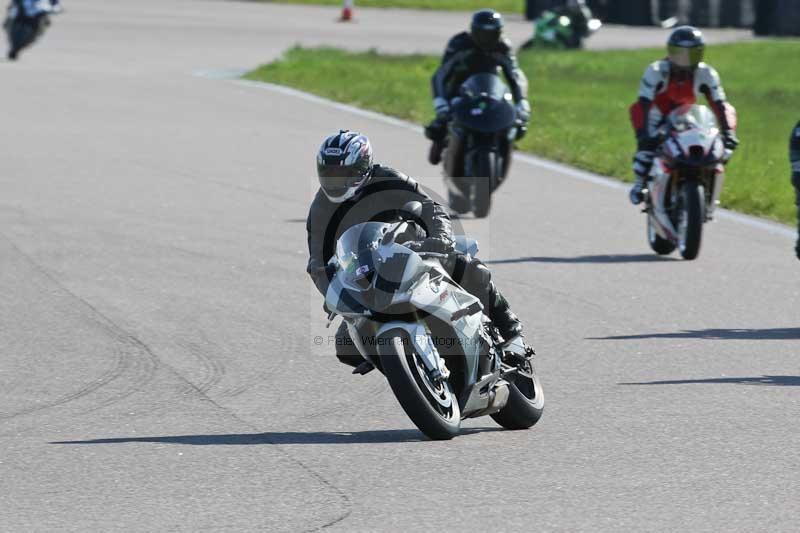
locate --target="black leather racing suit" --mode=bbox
[791,121,800,258]
[425,31,529,143]
[306,164,522,367]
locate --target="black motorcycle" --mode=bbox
[4,1,57,61]
[443,73,522,218]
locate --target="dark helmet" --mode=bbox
[316,130,374,203]
[667,26,705,70]
[470,9,504,51]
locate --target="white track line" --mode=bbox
[195,70,796,240]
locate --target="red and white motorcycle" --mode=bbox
[643,104,734,260]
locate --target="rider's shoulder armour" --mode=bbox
[790,121,800,165]
[368,165,417,189]
[370,164,407,180]
[446,32,473,55]
[694,62,725,101]
[496,36,513,55]
[638,60,670,100]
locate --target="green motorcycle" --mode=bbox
[520,4,601,50]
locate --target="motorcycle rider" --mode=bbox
[550,0,593,39]
[425,9,531,165]
[5,0,60,60]
[791,121,800,259]
[307,130,534,373]
[520,0,595,50]
[628,26,739,205]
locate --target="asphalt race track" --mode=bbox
[1,1,796,531]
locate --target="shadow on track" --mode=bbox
[485,254,678,265]
[621,375,800,387]
[589,328,800,341]
[51,427,501,446]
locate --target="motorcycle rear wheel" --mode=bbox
[647,215,676,255]
[378,329,461,440]
[448,190,471,215]
[491,361,545,430]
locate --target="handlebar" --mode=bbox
[722,148,734,164]
[417,251,450,258]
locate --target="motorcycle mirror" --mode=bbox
[400,201,423,220]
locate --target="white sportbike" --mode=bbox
[323,209,544,440]
[643,104,734,260]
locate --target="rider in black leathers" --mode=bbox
[791,121,800,259]
[307,131,532,371]
[425,9,530,165]
[5,0,60,60]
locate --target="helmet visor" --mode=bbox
[668,45,704,68]
[472,27,501,50]
[318,165,366,198]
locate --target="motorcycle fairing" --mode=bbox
[649,158,678,242]
[451,73,517,134]
[327,221,502,411]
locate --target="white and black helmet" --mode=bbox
[316,130,374,203]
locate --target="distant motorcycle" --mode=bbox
[324,206,544,440]
[520,4,601,50]
[4,0,59,61]
[443,73,524,218]
[643,104,734,260]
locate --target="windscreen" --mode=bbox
[453,74,516,133]
[336,222,386,289]
[669,104,718,133]
[459,73,511,101]
[332,222,420,314]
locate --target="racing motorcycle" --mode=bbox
[520,1,602,50]
[643,104,734,260]
[323,204,544,440]
[443,73,524,218]
[4,0,59,61]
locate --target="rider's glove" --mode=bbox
[433,97,451,120]
[309,264,337,282]
[515,99,531,124]
[723,131,739,150]
[405,237,454,254]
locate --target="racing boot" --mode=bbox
[428,140,445,165]
[483,282,534,367]
[425,117,448,165]
[629,176,646,205]
[501,334,536,369]
[334,322,367,369]
[630,150,654,205]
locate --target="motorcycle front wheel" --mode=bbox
[470,150,496,219]
[678,182,704,260]
[378,329,461,440]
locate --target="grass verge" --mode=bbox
[245,42,800,223]
[258,0,523,12]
